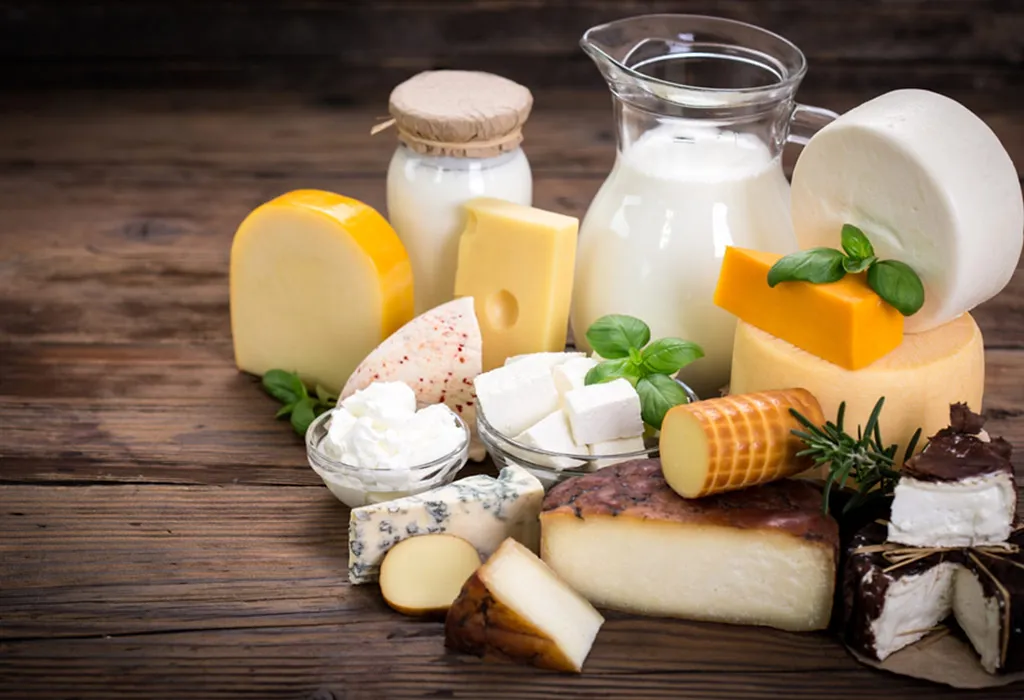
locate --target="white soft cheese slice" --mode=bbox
[887,472,1017,547]
[953,566,1005,674]
[513,410,589,470]
[791,89,1024,332]
[868,561,958,661]
[474,360,561,437]
[563,378,643,445]
[347,465,544,584]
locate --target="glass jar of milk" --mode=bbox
[573,15,838,398]
[384,71,534,314]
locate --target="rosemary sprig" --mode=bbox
[789,397,922,515]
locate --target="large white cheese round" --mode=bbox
[791,89,1023,333]
[730,315,984,464]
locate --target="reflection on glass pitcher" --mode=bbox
[571,14,838,399]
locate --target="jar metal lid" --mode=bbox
[379,70,533,158]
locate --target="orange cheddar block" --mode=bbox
[713,247,903,370]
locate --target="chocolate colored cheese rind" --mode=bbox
[542,459,838,545]
[843,521,962,660]
[957,529,1024,674]
[902,403,1015,483]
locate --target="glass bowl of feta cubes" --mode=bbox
[474,352,699,489]
[305,383,471,508]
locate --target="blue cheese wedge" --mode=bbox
[348,465,544,584]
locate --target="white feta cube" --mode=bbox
[589,435,646,468]
[513,410,589,470]
[563,378,643,445]
[504,351,585,369]
[552,357,599,399]
[474,361,560,437]
[887,472,1017,547]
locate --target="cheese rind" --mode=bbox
[729,315,984,464]
[714,246,903,370]
[348,465,544,584]
[791,89,1024,333]
[455,198,578,370]
[445,538,605,673]
[540,460,838,632]
[230,190,413,392]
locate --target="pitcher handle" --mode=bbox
[787,104,840,146]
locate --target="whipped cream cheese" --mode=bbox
[322,381,465,470]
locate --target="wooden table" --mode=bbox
[2,88,1023,699]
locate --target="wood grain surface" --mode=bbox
[2,81,1024,697]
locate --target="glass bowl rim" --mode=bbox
[305,407,471,476]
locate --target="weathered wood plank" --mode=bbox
[2,0,1022,99]
[1,483,1014,699]
[1,90,1022,180]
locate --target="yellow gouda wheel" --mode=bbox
[730,314,984,464]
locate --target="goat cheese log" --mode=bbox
[540,459,839,631]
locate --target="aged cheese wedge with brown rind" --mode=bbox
[445,538,604,673]
[540,459,838,632]
[379,534,482,617]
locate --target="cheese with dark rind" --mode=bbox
[540,459,838,632]
[444,538,604,672]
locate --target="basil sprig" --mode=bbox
[262,369,337,435]
[767,224,925,316]
[584,315,703,430]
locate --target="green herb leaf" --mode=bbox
[841,224,875,261]
[290,397,317,436]
[640,338,705,375]
[867,259,925,316]
[585,315,650,359]
[766,248,847,287]
[262,369,307,404]
[635,373,691,430]
[585,358,640,387]
[842,255,876,274]
[274,402,296,419]
[315,384,337,404]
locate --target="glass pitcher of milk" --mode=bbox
[572,15,837,398]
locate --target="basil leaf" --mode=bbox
[585,358,640,386]
[640,338,705,375]
[585,315,650,359]
[841,224,875,261]
[766,248,847,287]
[636,373,691,430]
[274,402,296,419]
[867,259,925,316]
[290,397,317,436]
[842,255,876,274]
[315,384,337,404]
[262,369,307,405]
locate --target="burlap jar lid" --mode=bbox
[382,70,533,158]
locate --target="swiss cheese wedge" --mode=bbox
[230,190,413,392]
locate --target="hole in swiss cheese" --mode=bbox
[486,290,518,329]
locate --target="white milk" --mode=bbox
[387,146,532,314]
[571,126,797,399]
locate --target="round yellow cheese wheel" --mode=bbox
[730,314,984,464]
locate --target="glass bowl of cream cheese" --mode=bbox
[305,382,470,507]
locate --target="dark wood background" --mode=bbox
[2,1,1024,698]
[1,0,1022,101]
